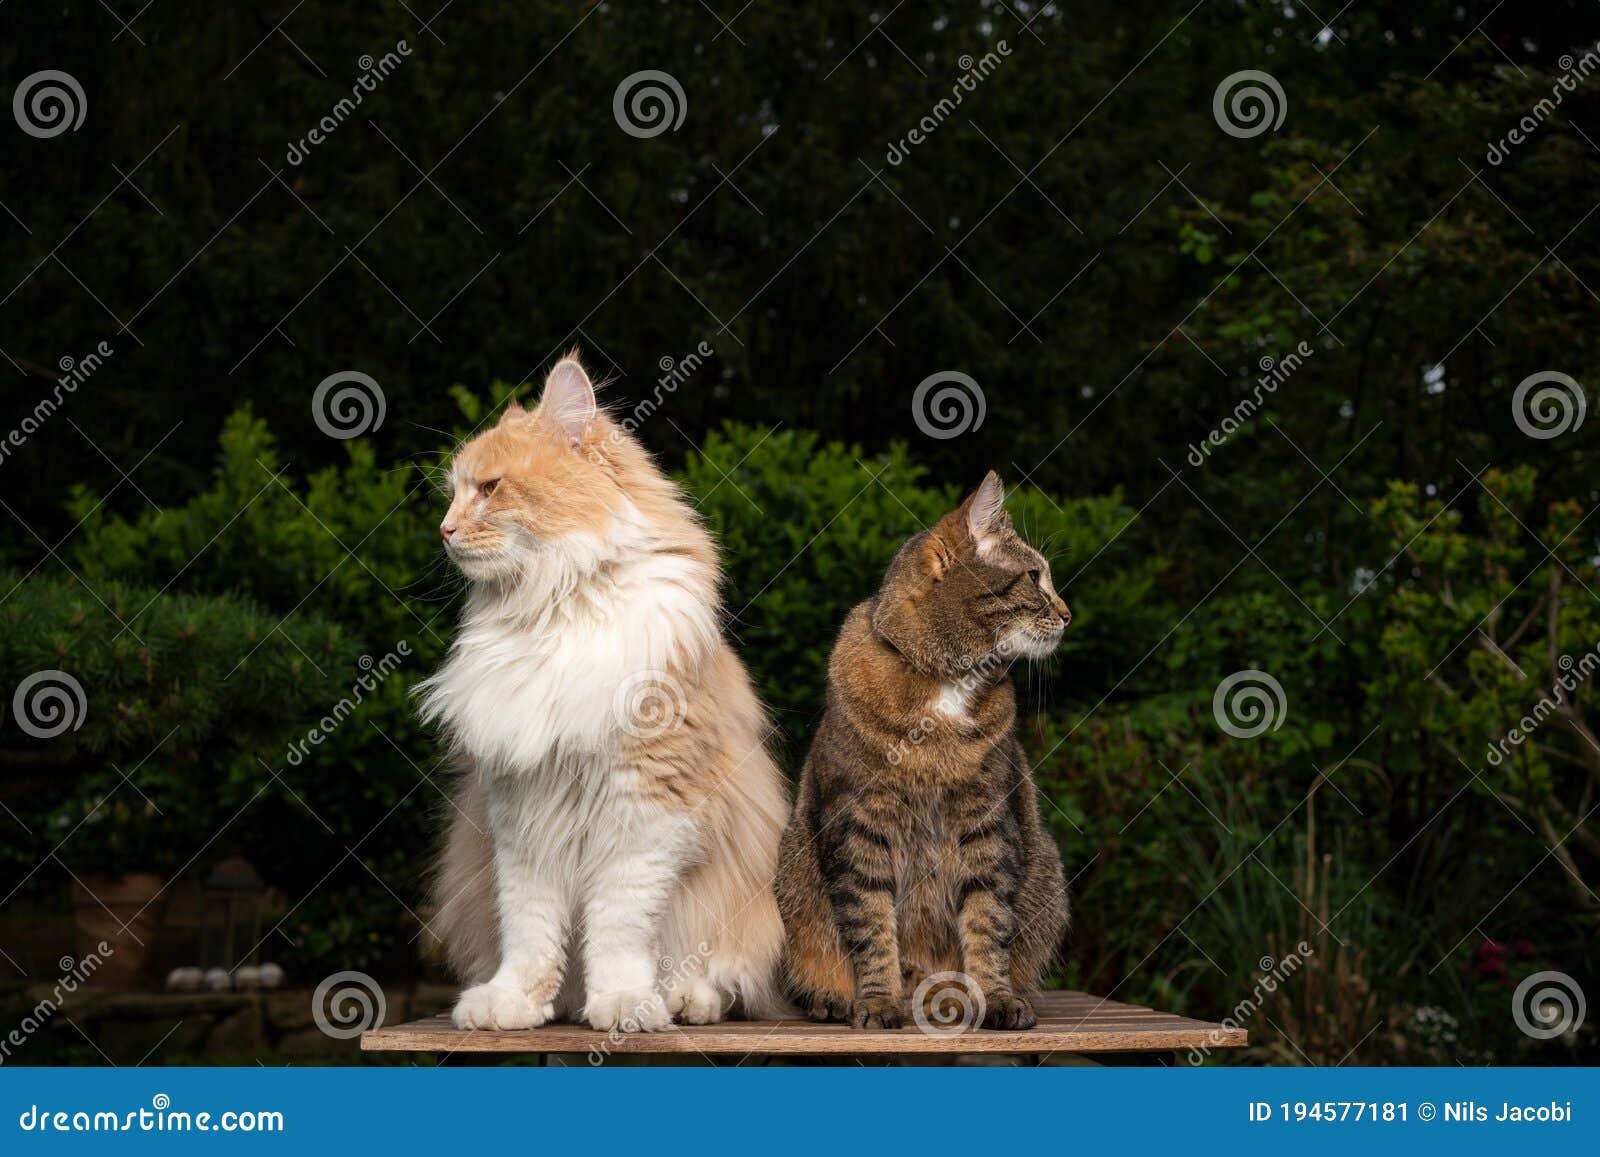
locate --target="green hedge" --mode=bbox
[2,403,1590,1064]
[0,569,356,876]
[678,424,1167,754]
[11,400,1156,979]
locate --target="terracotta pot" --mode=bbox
[70,872,169,989]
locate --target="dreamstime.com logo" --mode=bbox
[0,943,114,1065]
[285,642,412,766]
[612,669,689,739]
[0,339,112,470]
[1187,341,1314,466]
[285,40,412,164]
[1213,70,1287,138]
[886,636,1020,766]
[1511,371,1586,440]
[592,339,717,461]
[1212,669,1287,738]
[911,971,986,1037]
[1484,642,1600,768]
[312,370,387,439]
[17,1094,283,1134]
[10,669,87,739]
[885,41,1012,165]
[588,944,712,1064]
[613,70,687,138]
[0,340,111,468]
[13,70,86,138]
[1512,970,1586,1040]
[311,971,387,1039]
[1187,942,1314,1064]
[1487,41,1600,165]
[912,370,986,440]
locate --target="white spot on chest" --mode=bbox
[933,680,974,721]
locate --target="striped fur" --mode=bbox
[776,472,1070,1030]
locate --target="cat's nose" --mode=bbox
[441,524,456,543]
[1054,597,1070,625]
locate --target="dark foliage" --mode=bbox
[2,2,1598,1063]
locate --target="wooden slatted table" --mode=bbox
[361,990,1245,1060]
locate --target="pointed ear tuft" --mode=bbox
[964,470,1007,542]
[538,356,597,448]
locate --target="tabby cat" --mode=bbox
[776,471,1070,1030]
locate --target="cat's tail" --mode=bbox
[424,763,499,986]
[658,653,796,1022]
[728,956,797,1022]
[663,751,796,1021]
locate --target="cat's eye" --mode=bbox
[479,479,499,497]
[1027,568,1042,587]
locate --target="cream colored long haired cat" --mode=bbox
[417,355,789,1031]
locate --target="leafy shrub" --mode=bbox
[0,569,356,877]
[678,424,1164,752]
[43,405,1150,979]
[62,409,449,976]
[14,406,1592,1066]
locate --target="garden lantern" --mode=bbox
[201,853,263,972]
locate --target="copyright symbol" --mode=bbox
[1418,1102,1436,1121]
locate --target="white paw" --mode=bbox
[586,988,671,1032]
[665,978,725,1025]
[451,983,554,1030]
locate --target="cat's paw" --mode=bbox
[664,978,725,1025]
[803,995,850,1023]
[849,994,904,1030]
[981,991,1036,1030]
[451,983,554,1030]
[586,988,671,1032]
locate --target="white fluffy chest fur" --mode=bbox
[417,526,717,776]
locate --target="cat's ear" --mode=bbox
[964,470,1008,544]
[537,356,597,448]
